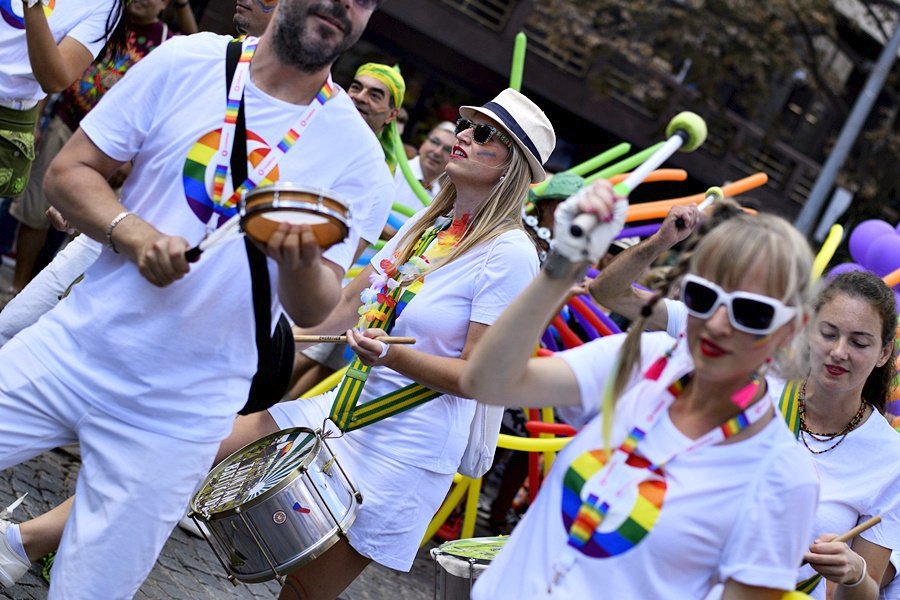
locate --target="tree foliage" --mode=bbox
[530,0,900,222]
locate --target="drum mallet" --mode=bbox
[673,185,724,230]
[570,111,708,238]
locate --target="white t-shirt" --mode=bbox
[0,1,117,102]
[473,332,820,599]
[664,296,688,338]
[14,34,393,443]
[768,378,900,599]
[392,156,441,214]
[346,211,538,473]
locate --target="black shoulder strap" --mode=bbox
[225,39,294,414]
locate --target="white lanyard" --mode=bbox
[207,36,337,224]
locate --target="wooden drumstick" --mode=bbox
[294,335,416,345]
[801,515,881,565]
[833,515,881,543]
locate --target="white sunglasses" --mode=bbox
[681,274,798,335]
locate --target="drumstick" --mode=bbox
[294,335,416,345]
[185,213,242,263]
[801,515,881,565]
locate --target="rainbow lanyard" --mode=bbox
[208,37,336,223]
[572,355,771,538]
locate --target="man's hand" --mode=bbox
[134,233,191,287]
[653,204,702,248]
[804,534,868,586]
[260,222,322,271]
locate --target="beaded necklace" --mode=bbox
[797,380,868,454]
[356,213,470,327]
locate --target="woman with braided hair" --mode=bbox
[463,191,819,599]
[592,210,900,597]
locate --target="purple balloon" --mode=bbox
[864,234,900,276]
[849,220,895,264]
[826,262,866,279]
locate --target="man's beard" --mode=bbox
[273,0,357,73]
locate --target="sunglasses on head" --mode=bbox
[681,274,798,335]
[455,118,512,148]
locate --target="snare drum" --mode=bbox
[430,536,508,599]
[189,427,361,584]
[239,183,350,249]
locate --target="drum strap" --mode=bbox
[329,228,446,432]
[779,379,823,594]
[779,379,802,438]
[223,39,296,415]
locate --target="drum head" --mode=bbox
[192,428,320,517]
[240,184,349,249]
[436,536,508,564]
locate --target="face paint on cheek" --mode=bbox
[475,151,498,159]
[751,332,775,347]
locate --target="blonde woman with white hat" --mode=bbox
[191,88,556,598]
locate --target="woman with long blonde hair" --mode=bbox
[462,192,820,599]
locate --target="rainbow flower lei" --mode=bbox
[357,214,470,327]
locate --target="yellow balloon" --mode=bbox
[497,433,572,452]
[811,224,844,281]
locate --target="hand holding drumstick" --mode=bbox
[803,516,881,587]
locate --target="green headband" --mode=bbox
[354,63,405,108]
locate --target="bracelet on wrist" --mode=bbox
[106,211,134,254]
[843,556,867,588]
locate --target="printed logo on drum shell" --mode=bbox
[292,502,311,515]
[182,128,279,228]
[273,511,287,524]
[1,0,55,29]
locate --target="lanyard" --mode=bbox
[577,357,771,531]
[207,37,336,225]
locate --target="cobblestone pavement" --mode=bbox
[0,261,442,600]
[0,448,439,600]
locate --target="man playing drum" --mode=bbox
[0,0,392,598]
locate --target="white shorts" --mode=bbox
[269,392,454,571]
[0,337,220,600]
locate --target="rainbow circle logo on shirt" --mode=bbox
[1,0,55,29]
[560,449,666,558]
[182,128,279,227]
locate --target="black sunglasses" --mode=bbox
[455,118,512,148]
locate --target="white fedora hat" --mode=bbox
[460,89,556,183]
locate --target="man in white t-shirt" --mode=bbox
[0,0,392,597]
[392,120,456,214]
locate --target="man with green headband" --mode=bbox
[348,62,405,173]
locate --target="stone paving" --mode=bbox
[0,259,441,600]
[0,446,439,599]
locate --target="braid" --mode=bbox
[603,249,690,447]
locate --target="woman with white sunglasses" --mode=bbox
[462,188,819,599]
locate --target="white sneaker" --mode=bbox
[177,515,210,539]
[0,520,30,588]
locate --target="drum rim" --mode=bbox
[242,182,350,209]
[240,200,350,229]
[190,427,322,519]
